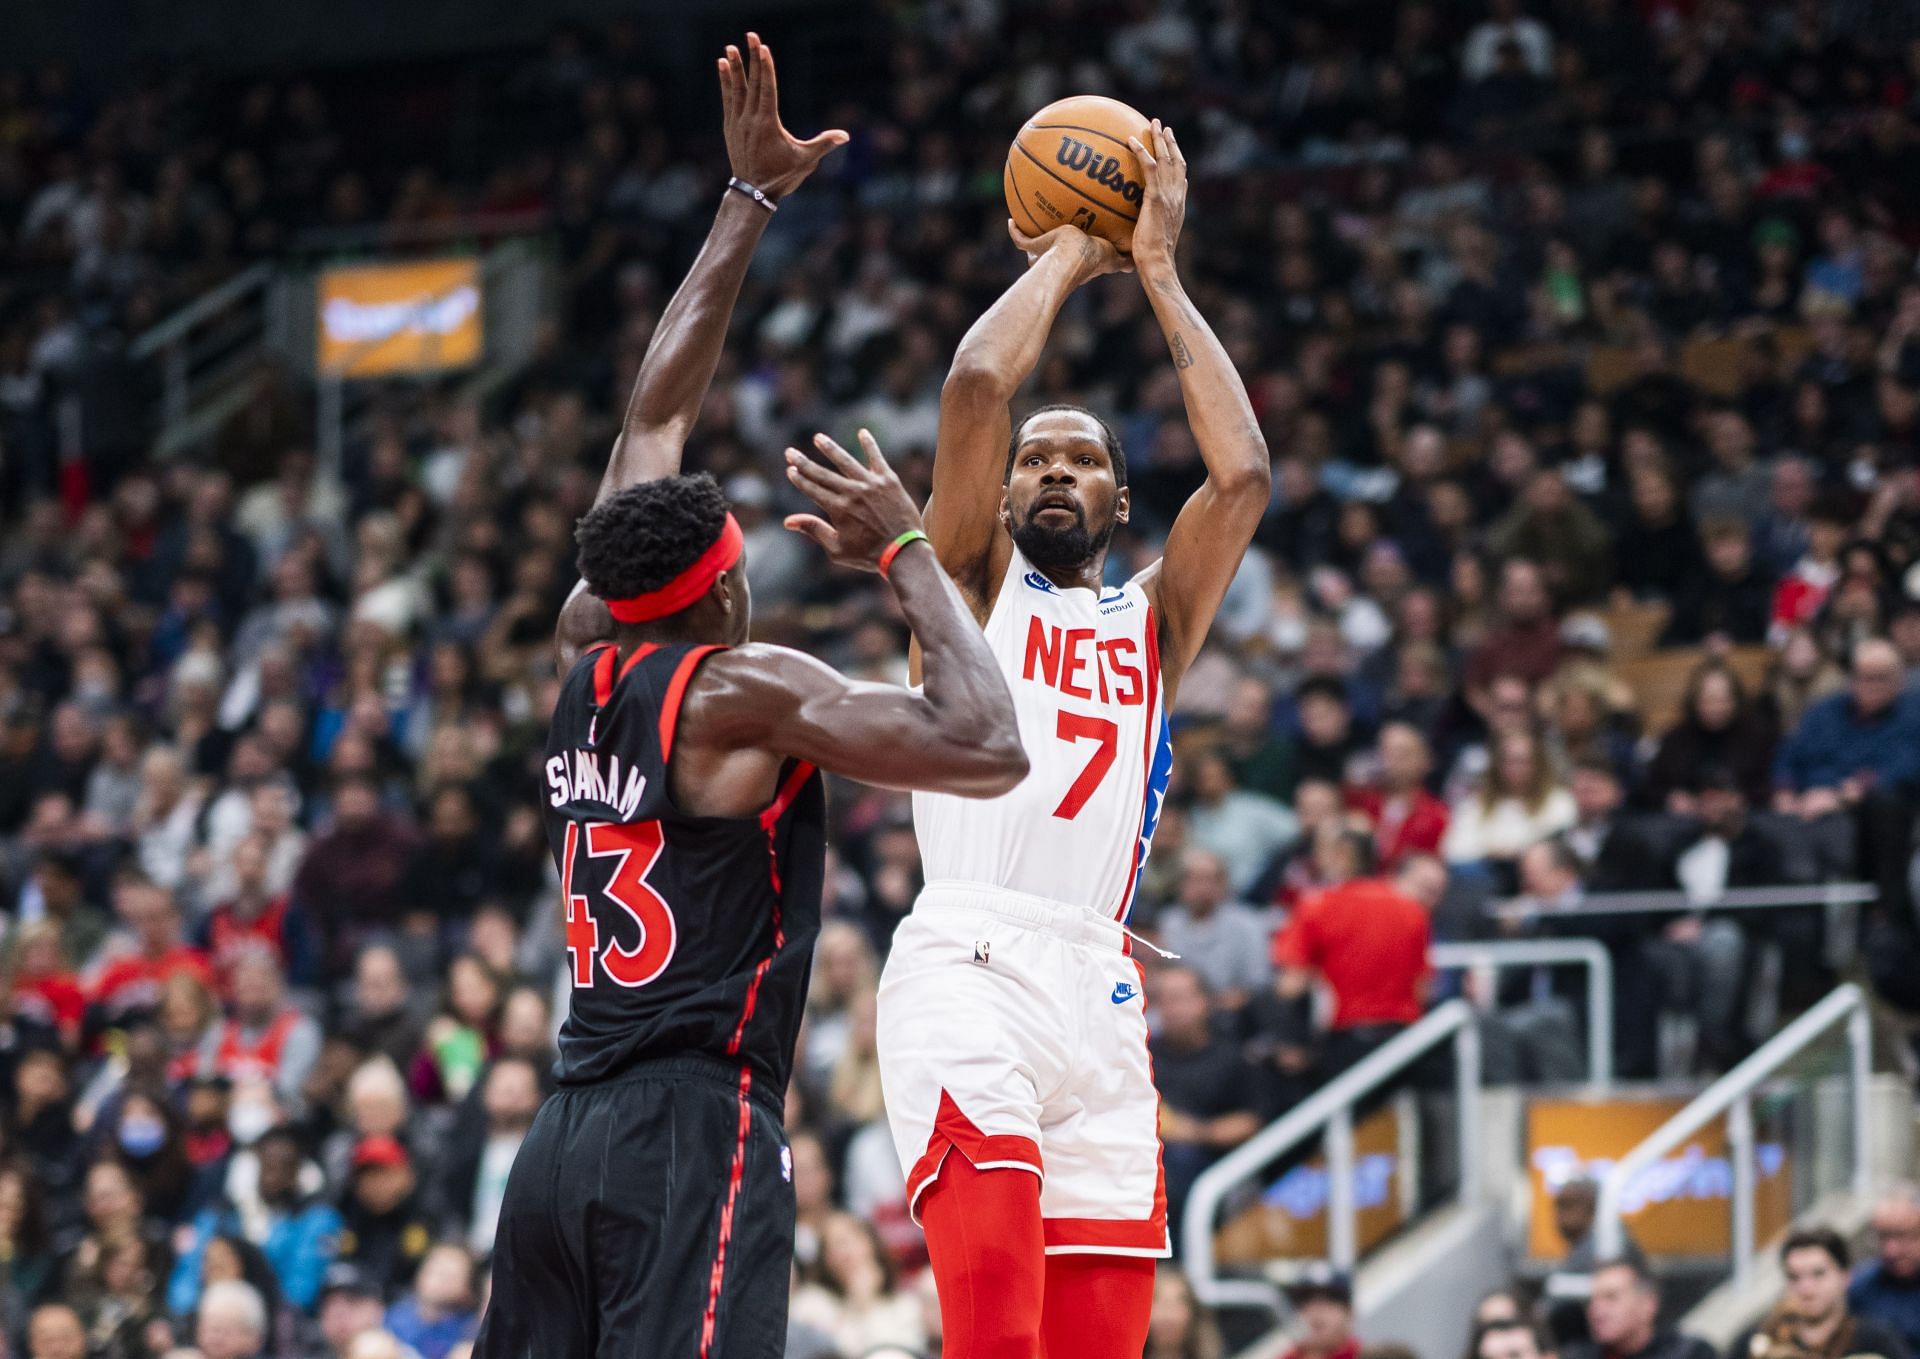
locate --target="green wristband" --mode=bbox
[879,529,930,579]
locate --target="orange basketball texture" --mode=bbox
[1004,95,1152,252]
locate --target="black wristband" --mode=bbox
[727,176,778,213]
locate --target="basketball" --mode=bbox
[1004,94,1152,252]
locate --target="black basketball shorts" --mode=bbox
[471,1056,795,1359]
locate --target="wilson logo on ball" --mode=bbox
[1053,137,1144,204]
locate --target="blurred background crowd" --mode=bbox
[7,0,1920,1355]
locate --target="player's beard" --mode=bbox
[1012,506,1115,570]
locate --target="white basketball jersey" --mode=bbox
[914,547,1173,922]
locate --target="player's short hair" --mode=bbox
[575,474,732,607]
[1005,404,1128,489]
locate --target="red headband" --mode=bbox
[605,513,744,624]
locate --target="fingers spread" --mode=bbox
[856,428,887,472]
[811,432,866,478]
[786,448,854,502]
[1128,135,1157,170]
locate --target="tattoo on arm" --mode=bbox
[1170,332,1194,369]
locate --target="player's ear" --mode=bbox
[1115,485,1131,526]
[998,488,1013,533]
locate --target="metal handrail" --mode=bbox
[1431,939,1613,1089]
[1497,883,1876,919]
[1593,983,1871,1287]
[1183,999,1481,1319]
[128,262,274,359]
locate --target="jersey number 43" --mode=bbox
[560,820,678,988]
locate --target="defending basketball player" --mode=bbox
[878,122,1270,1356]
[473,36,1027,1359]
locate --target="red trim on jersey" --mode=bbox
[699,1063,753,1359]
[590,645,619,707]
[906,1089,1045,1225]
[1109,606,1162,923]
[658,645,723,763]
[726,762,812,1055]
[759,760,817,833]
[590,642,658,709]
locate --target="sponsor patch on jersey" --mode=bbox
[1023,570,1058,594]
[1098,591,1134,615]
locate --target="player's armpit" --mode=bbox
[682,645,1028,798]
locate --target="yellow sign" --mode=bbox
[318,258,482,377]
[1526,1094,1792,1259]
[1214,1104,1405,1264]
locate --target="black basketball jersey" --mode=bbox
[541,640,825,1096]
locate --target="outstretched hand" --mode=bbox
[784,430,926,573]
[718,32,849,200]
[1127,120,1187,277]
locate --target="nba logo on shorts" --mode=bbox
[781,1145,793,1182]
[973,940,991,966]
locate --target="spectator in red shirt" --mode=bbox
[87,872,214,1028]
[196,831,313,1001]
[198,953,321,1109]
[1347,722,1449,872]
[9,920,85,1049]
[1770,493,1851,642]
[1267,833,1434,1074]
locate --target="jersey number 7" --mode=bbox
[1052,710,1120,819]
[561,820,678,988]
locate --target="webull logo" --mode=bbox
[1053,137,1144,205]
[1533,1142,1786,1213]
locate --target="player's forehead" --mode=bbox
[1014,409,1109,459]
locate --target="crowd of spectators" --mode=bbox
[8,0,1920,1355]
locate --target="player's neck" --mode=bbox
[1032,554,1108,595]
[612,619,719,652]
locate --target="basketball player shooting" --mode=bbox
[472,36,1027,1359]
[877,122,1271,1356]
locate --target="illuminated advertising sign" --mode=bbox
[1526,1095,1792,1259]
[1214,1105,1405,1264]
[317,258,482,377]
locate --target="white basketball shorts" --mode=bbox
[875,880,1169,1257]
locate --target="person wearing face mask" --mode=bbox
[107,1088,195,1225]
[170,1125,341,1317]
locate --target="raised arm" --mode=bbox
[555,33,846,672]
[1127,124,1271,694]
[929,224,1128,607]
[683,431,1028,797]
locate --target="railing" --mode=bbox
[1431,939,1613,1089]
[1183,999,1481,1320]
[129,262,276,457]
[1495,883,1876,971]
[1594,983,1872,1288]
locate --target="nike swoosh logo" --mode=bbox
[1111,983,1139,1004]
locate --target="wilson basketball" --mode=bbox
[1004,94,1152,252]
